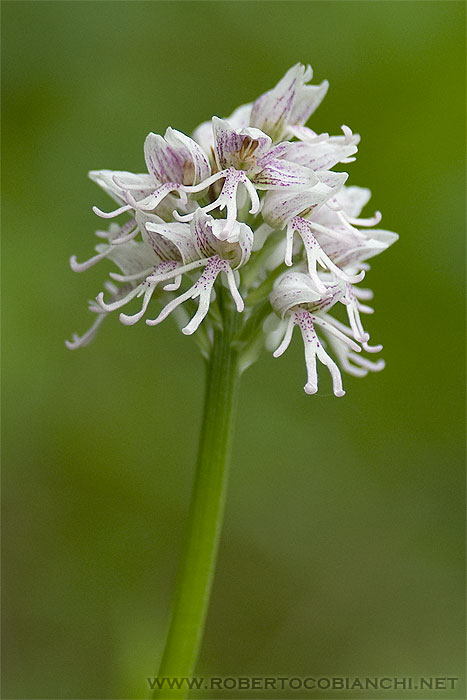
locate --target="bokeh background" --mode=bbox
[2,1,465,699]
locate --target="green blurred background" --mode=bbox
[2,1,465,698]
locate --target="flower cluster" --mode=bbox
[68,64,397,396]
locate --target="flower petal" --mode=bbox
[104,240,160,278]
[269,271,323,317]
[251,64,327,142]
[136,211,180,261]
[285,127,360,171]
[144,128,211,186]
[192,119,215,157]
[321,228,399,268]
[145,219,199,264]
[191,209,219,259]
[262,170,348,228]
[250,63,313,141]
[89,169,154,205]
[254,158,318,190]
[144,132,185,183]
[289,80,329,128]
[165,127,211,184]
[333,185,372,219]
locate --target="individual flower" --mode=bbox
[305,185,398,273]
[67,222,160,348]
[89,127,211,221]
[176,116,319,238]
[269,271,382,396]
[279,183,397,296]
[68,210,253,340]
[261,169,349,230]
[142,210,253,333]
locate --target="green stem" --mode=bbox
[153,300,241,699]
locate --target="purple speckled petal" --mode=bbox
[190,209,218,259]
[212,117,245,169]
[269,271,324,317]
[143,128,210,187]
[261,142,292,161]
[318,227,398,269]
[136,212,181,262]
[285,217,365,289]
[289,80,329,127]
[250,64,310,141]
[165,128,211,185]
[253,158,318,190]
[285,129,359,171]
[262,170,348,228]
[145,220,199,265]
[144,132,187,183]
[89,169,154,206]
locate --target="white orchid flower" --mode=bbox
[69,63,397,397]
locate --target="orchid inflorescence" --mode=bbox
[68,64,397,396]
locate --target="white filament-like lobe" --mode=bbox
[119,283,156,326]
[126,182,187,212]
[70,221,150,272]
[65,313,107,350]
[285,216,365,292]
[273,309,346,397]
[109,225,140,246]
[178,168,260,238]
[340,282,372,344]
[325,332,385,377]
[93,218,139,245]
[146,256,244,334]
[92,203,133,219]
[96,285,141,312]
[70,249,111,272]
[285,125,360,171]
[117,261,180,326]
[66,282,119,349]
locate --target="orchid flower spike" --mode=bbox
[68,63,397,396]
